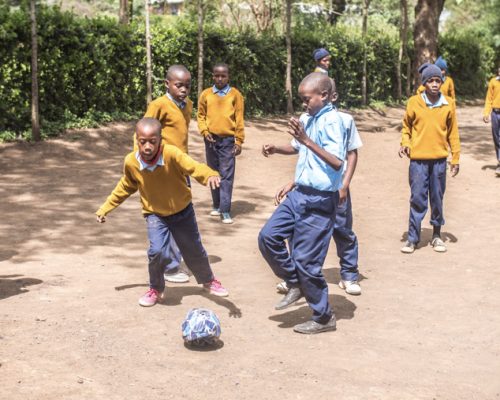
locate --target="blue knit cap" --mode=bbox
[313,48,330,61]
[418,63,443,84]
[435,56,448,71]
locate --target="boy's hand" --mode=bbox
[274,181,295,206]
[338,186,348,206]
[450,164,460,177]
[96,215,106,223]
[287,117,309,145]
[398,146,410,158]
[483,116,490,123]
[205,133,216,143]
[233,144,242,156]
[207,176,221,189]
[262,144,276,157]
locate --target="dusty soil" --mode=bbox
[1,105,499,400]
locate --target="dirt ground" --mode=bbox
[1,105,499,400]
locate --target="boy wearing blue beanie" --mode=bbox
[399,63,460,254]
[313,48,331,75]
[417,56,455,100]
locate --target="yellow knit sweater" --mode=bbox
[401,94,461,164]
[483,77,500,117]
[96,145,218,217]
[416,76,455,99]
[197,87,245,145]
[133,95,193,153]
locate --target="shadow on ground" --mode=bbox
[0,275,43,300]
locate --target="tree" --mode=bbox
[119,0,129,24]
[326,0,346,24]
[285,0,293,114]
[396,0,409,100]
[248,0,280,33]
[30,0,40,141]
[145,0,152,104]
[197,0,205,97]
[361,0,370,106]
[413,0,445,69]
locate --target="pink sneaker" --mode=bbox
[138,288,162,307]
[203,279,228,297]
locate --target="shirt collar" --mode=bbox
[309,102,334,119]
[166,92,186,109]
[421,92,448,108]
[212,84,231,95]
[135,150,164,172]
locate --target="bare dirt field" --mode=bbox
[1,105,499,400]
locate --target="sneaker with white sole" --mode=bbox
[276,281,289,294]
[203,278,229,297]
[496,164,500,177]
[138,288,163,307]
[210,209,221,217]
[401,240,416,254]
[164,270,190,283]
[221,212,233,224]
[431,237,447,253]
[339,280,361,295]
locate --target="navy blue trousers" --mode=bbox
[407,159,447,244]
[333,191,359,281]
[145,204,214,292]
[491,111,500,161]
[205,135,236,213]
[258,187,338,324]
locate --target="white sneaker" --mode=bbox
[339,280,361,295]
[221,212,233,224]
[164,270,190,283]
[209,209,221,217]
[276,281,289,294]
[401,240,416,254]
[431,237,447,253]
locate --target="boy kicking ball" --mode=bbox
[96,118,228,306]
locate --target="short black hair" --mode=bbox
[166,65,190,80]
[299,72,332,96]
[213,63,229,73]
[136,117,161,137]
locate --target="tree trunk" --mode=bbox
[285,0,293,114]
[361,0,370,106]
[197,0,204,97]
[30,0,40,141]
[145,0,152,104]
[396,0,408,101]
[413,0,445,83]
[119,0,129,24]
[129,0,134,21]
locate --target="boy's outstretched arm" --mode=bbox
[287,117,343,171]
[262,143,298,157]
[173,148,220,186]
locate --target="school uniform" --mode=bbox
[96,145,219,292]
[334,111,362,282]
[483,76,500,161]
[197,85,245,213]
[258,103,346,324]
[314,66,328,75]
[401,92,460,244]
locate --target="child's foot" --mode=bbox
[431,237,447,253]
[203,279,229,297]
[138,288,163,307]
[293,315,337,334]
[339,280,361,295]
[221,212,233,224]
[210,208,221,217]
[495,164,500,176]
[164,269,190,283]
[275,287,303,310]
[400,240,416,254]
[276,281,289,294]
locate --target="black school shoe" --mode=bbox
[275,287,303,310]
[293,315,337,334]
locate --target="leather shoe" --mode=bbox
[293,315,336,334]
[275,287,303,310]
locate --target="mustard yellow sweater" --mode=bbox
[197,88,245,145]
[416,76,456,99]
[483,77,500,117]
[401,94,460,164]
[96,145,218,217]
[133,95,193,153]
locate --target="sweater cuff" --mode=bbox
[451,152,460,165]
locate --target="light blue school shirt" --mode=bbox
[166,92,186,109]
[421,92,448,109]
[291,103,347,192]
[212,84,231,97]
[135,150,164,172]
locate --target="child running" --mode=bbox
[96,118,228,307]
[258,72,347,334]
[197,63,245,224]
[399,63,460,254]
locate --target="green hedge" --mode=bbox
[0,4,497,139]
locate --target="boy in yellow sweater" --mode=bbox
[399,63,460,254]
[416,57,455,100]
[137,65,193,283]
[482,66,500,176]
[197,63,245,224]
[97,118,228,307]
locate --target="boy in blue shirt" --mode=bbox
[258,73,347,334]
